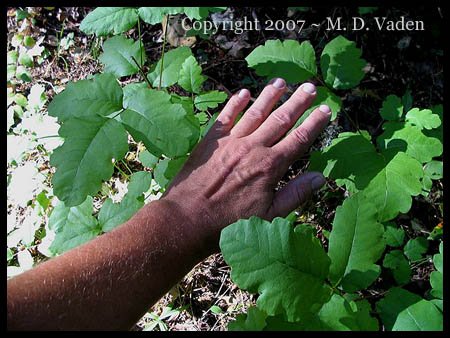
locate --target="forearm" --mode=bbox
[7,199,209,330]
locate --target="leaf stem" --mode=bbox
[131,56,152,88]
[158,15,170,90]
[137,15,143,67]
[114,161,129,179]
[121,159,133,176]
[111,108,125,119]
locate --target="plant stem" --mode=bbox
[131,56,152,88]
[111,108,125,119]
[121,159,133,176]
[114,161,129,180]
[158,15,170,90]
[137,15,143,67]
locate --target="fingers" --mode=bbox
[267,172,326,218]
[250,82,317,146]
[210,89,251,136]
[272,104,331,163]
[231,78,287,138]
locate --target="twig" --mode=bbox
[131,56,152,88]
[158,15,170,90]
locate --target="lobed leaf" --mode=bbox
[194,90,228,111]
[245,39,317,83]
[379,95,403,121]
[328,193,385,292]
[382,250,411,285]
[48,73,123,122]
[320,35,366,89]
[220,216,332,322]
[50,115,128,207]
[178,55,206,93]
[121,87,200,157]
[99,35,146,78]
[80,7,139,36]
[405,108,441,130]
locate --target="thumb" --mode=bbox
[267,172,326,219]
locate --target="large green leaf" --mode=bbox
[48,73,123,122]
[405,108,441,130]
[309,131,383,193]
[320,35,366,89]
[376,287,423,331]
[99,35,146,78]
[49,197,101,255]
[138,7,226,24]
[392,300,442,331]
[98,171,152,232]
[147,46,193,87]
[178,55,206,93]
[50,115,129,207]
[362,151,423,222]
[245,39,317,83]
[121,87,199,157]
[80,7,139,36]
[220,216,332,322]
[423,104,443,143]
[328,193,385,292]
[430,242,443,299]
[377,122,443,163]
[379,95,403,121]
[194,90,228,111]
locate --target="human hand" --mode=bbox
[162,79,331,254]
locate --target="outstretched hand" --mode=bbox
[163,78,331,254]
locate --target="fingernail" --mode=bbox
[272,78,286,89]
[301,82,316,94]
[319,104,331,114]
[238,88,250,99]
[311,174,326,191]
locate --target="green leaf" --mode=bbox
[229,307,267,331]
[170,94,194,115]
[320,35,366,89]
[18,52,33,67]
[377,122,443,163]
[153,156,188,190]
[421,160,443,195]
[194,90,228,111]
[292,86,342,128]
[49,197,101,255]
[178,55,206,94]
[309,132,383,194]
[379,95,403,121]
[220,216,332,322]
[328,193,385,292]
[48,73,123,122]
[362,152,423,222]
[403,237,428,262]
[7,50,19,64]
[246,39,317,84]
[423,104,443,143]
[303,295,379,331]
[382,250,411,285]
[16,66,32,82]
[122,82,148,109]
[405,108,441,130]
[14,93,28,107]
[392,300,442,331]
[99,35,146,78]
[147,46,193,88]
[98,171,151,232]
[121,87,200,157]
[430,242,442,299]
[139,150,159,169]
[383,224,405,247]
[50,115,128,207]
[80,7,139,36]
[375,287,422,331]
[7,248,13,262]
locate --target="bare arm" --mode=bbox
[7,79,331,330]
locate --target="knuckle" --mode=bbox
[259,153,277,175]
[271,111,292,129]
[292,127,311,145]
[245,107,266,124]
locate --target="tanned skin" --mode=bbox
[7,79,331,330]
